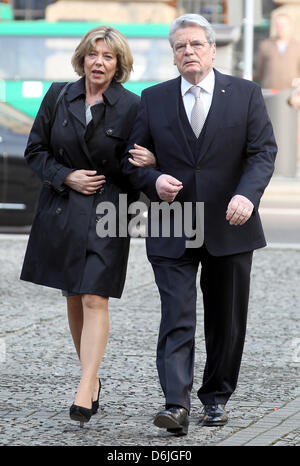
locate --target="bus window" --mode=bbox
[0,36,177,82]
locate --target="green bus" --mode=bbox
[0,21,176,117]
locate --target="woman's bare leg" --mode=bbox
[67,295,83,359]
[74,294,109,408]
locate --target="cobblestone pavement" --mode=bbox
[0,236,299,448]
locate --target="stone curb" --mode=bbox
[217,397,300,446]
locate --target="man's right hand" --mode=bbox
[155,174,183,202]
[64,170,106,195]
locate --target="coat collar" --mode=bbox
[102,80,125,106]
[66,76,85,102]
[63,77,129,166]
[66,76,124,106]
[66,77,126,128]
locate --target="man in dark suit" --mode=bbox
[121,14,277,435]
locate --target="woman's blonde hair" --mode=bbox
[71,25,133,83]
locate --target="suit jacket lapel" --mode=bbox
[163,77,195,164]
[197,69,232,162]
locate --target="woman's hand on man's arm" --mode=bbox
[128,144,157,168]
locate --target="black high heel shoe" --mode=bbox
[92,378,101,415]
[70,403,92,428]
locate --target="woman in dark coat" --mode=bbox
[20,26,155,427]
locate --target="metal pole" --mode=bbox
[243,0,254,80]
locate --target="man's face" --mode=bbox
[172,26,216,84]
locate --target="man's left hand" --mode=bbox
[226,195,254,226]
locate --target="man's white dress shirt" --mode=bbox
[181,69,215,125]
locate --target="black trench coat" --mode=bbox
[20,77,140,295]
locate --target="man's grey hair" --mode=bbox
[169,14,216,47]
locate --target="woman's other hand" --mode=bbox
[64,170,106,195]
[128,144,157,168]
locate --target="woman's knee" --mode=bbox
[82,294,108,313]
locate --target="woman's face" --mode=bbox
[84,39,118,90]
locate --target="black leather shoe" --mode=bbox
[202,404,228,426]
[70,404,92,428]
[154,407,189,436]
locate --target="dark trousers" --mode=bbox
[149,245,253,412]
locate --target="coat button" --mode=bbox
[58,148,64,156]
[56,207,62,214]
[106,128,113,135]
[62,120,68,126]
[102,159,107,166]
